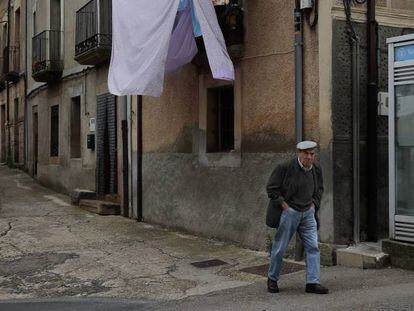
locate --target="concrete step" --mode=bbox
[70,189,96,205]
[79,199,120,216]
[336,242,390,269]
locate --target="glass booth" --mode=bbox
[388,34,414,243]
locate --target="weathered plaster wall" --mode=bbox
[28,67,105,194]
[139,1,324,249]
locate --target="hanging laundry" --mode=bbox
[108,0,234,97]
[165,4,198,74]
[193,0,234,81]
[108,0,180,97]
[213,0,230,5]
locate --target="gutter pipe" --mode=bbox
[121,96,129,217]
[294,2,303,143]
[294,0,304,261]
[367,0,378,241]
[24,0,28,167]
[137,95,143,222]
[352,36,360,243]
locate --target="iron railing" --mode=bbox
[32,30,63,76]
[75,0,112,57]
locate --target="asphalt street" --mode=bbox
[0,166,414,310]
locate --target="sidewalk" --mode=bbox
[1,166,414,310]
[0,166,267,300]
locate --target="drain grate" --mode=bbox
[240,261,305,277]
[191,259,228,268]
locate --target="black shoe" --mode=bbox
[306,283,329,294]
[267,278,279,293]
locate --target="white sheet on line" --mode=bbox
[108,0,234,97]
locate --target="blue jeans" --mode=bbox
[268,206,320,284]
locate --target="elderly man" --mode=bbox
[266,141,328,294]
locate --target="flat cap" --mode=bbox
[296,140,317,150]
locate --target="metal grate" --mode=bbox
[239,261,305,277]
[394,65,414,83]
[395,216,414,243]
[191,259,228,268]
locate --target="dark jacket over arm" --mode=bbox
[266,163,287,208]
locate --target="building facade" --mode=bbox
[0,0,25,167]
[1,0,414,255]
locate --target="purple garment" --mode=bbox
[165,4,198,74]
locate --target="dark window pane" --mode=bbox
[50,105,59,157]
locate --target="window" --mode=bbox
[14,98,19,163]
[50,0,61,31]
[50,105,59,157]
[206,86,234,152]
[15,8,20,45]
[33,11,36,35]
[70,96,81,158]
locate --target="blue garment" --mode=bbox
[268,207,320,284]
[178,0,188,11]
[190,1,202,37]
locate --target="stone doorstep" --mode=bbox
[70,189,96,205]
[336,243,390,269]
[79,199,120,216]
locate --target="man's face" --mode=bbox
[298,148,316,168]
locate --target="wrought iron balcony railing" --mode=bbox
[32,30,63,82]
[75,0,112,65]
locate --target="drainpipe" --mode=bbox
[137,95,143,222]
[367,0,378,241]
[121,96,129,217]
[294,0,304,261]
[294,1,303,143]
[352,36,360,243]
[24,0,28,167]
[127,95,132,217]
[6,0,10,166]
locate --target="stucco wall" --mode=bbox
[138,1,324,249]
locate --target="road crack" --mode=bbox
[0,222,12,237]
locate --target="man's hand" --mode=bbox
[281,201,289,211]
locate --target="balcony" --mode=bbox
[32,30,63,83]
[192,2,244,68]
[3,45,20,83]
[74,0,112,65]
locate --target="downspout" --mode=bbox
[294,0,304,261]
[6,0,10,166]
[127,95,132,217]
[137,95,143,222]
[24,0,28,167]
[367,0,378,241]
[352,36,360,243]
[294,0,303,143]
[121,96,129,217]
